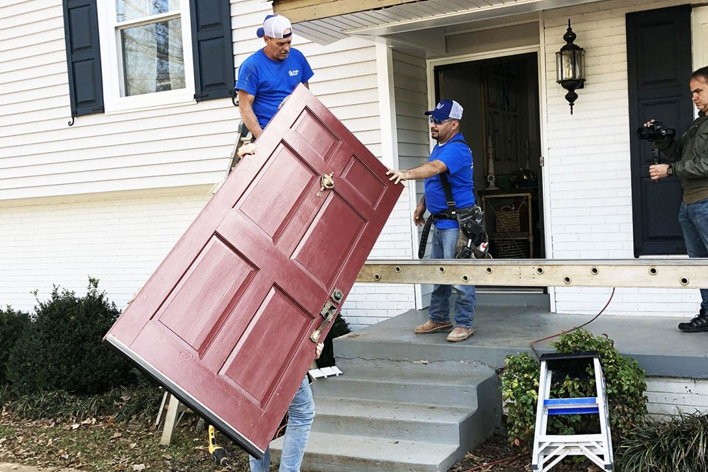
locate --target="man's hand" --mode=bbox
[386,168,408,184]
[413,205,426,226]
[237,143,257,159]
[649,163,670,181]
[316,342,324,360]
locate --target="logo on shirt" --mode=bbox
[289,69,300,77]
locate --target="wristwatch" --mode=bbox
[667,164,674,176]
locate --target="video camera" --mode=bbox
[636,121,676,142]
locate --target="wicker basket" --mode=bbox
[495,206,521,232]
[490,238,530,259]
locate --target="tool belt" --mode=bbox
[418,173,489,259]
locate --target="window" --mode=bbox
[98,0,195,111]
[63,0,235,120]
[117,1,187,97]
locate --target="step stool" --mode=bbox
[531,352,614,472]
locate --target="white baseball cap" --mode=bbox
[257,15,292,39]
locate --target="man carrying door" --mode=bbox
[386,100,477,342]
[235,14,319,472]
[237,14,313,140]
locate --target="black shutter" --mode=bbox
[627,5,692,256]
[191,0,236,102]
[62,0,104,119]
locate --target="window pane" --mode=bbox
[121,18,185,96]
[116,0,181,23]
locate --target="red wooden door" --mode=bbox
[104,85,402,457]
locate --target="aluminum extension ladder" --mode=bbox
[531,352,614,472]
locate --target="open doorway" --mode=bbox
[434,53,544,290]
[434,54,544,258]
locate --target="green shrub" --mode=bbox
[619,412,708,472]
[4,381,162,422]
[7,278,133,395]
[318,314,351,368]
[0,306,31,385]
[501,329,648,452]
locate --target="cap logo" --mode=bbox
[436,103,444,109]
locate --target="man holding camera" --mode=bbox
[647,66,708,332]
[386,99,477,342]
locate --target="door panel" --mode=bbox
[627,5,692,256]
[105,85,401,457]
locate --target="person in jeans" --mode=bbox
[648,65,708,332]
[386,99,477,342]
[236,14,319,471]
[249,342,323,472]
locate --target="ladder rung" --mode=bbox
[545,397,597,406]
[547,407,599,415]
[544,398,599,415]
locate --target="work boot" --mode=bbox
[678,309,708,332]
[446,327,474,342]
[414,320,452,334]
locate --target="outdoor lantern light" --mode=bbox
[556,19,585,115]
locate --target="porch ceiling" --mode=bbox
[272,0,602,45]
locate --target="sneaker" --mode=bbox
[446,327,474,342]
[414,320,452,334]
[678,310,708,332]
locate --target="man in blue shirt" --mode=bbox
[237,14,314,139]
[236,15,320,472]
[386,100,477,342]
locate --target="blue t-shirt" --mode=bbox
[236,48,314,128]
[424,134,475,229]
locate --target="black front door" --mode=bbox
[627,5,692,256]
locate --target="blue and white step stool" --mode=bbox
[531,352,614,472]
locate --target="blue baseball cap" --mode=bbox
[257,15,293,39]
[424,99,464,121]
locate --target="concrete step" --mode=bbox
[312,359,497,407]
[311,373,480,407]
[271,432,460,472]
[311,396,470,444]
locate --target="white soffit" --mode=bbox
[292,0,603,45]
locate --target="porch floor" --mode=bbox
[339,293,708,379]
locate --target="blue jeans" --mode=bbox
[250,376,315,472]
[678,199,708,311]
[429,227,476,328]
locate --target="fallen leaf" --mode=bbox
[133,464,146,471]
[110,432,122,440]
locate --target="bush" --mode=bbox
[318,314,351,368]
[501,329,648,452]
[4,380,162,423]
[0,306,31,385]
[619,412,708,472]
[7,278,133,396]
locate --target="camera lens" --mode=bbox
[636,126,654,140]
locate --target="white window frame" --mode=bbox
[97,1,196,113]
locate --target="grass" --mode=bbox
[0,383,253,471]
[619,412,708,472]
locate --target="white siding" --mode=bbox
[0,1,239,201]
[392,50,432,307]
[0,186,212,311]
[542,0,704,317]
[646,377,708,417]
